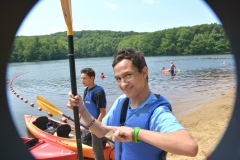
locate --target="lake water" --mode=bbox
[6,55,236,137]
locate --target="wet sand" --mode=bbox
[167,87,236,160]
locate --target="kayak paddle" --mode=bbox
[36,95,114,144]
[60,0,83,159]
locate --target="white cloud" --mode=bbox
[143,0,154,5]
[103,2,117,10]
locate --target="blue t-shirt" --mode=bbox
[102,91,185,160]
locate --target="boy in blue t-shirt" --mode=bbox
[67,48,198,160]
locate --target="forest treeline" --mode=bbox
[10,23,230,62]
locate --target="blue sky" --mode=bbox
[16,0,221,36]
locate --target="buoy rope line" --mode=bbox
[9,71,35,107]
[9,56,233,121]
[9,69,72,122]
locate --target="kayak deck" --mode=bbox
[24,114,115,160]
[22,137,77,160]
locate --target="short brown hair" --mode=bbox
[80,68,95,78]
[112,48,147,71]
[112,48,148,81]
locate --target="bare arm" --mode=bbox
[94,90,107,122]
[138,129,198,157]
[104,126,198,157]
[67,92,109,137]
[98,108,106,122]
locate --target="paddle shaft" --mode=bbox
[62,113,115,144]
[68,36,84,160]
[60,0,83,158]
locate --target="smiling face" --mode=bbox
[114,59,148,100]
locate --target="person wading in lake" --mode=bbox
[80,68,107,160]
[67,48,198,160]
[170,61,176,76]
[100,72,105,78]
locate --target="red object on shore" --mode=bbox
[22,137,77,160]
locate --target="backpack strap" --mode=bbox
[154,94,160,98]
[119,94,170,160]
[83,87,88,99]
[154,93,172,112]
[154,94,169,160]
[119,97,129,160]
[120,97,129,126]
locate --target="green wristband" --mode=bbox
[134,127,140,143]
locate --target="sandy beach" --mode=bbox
[167,87,236,160]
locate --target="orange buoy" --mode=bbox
[30,103,34,107]
[20,97,23,100]
[16,94,19,97]
[48,113,53,117]
[61,117,68,123]
[24,100,28,103]
[38,107,42,111]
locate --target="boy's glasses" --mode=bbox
[115,72,138,84]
